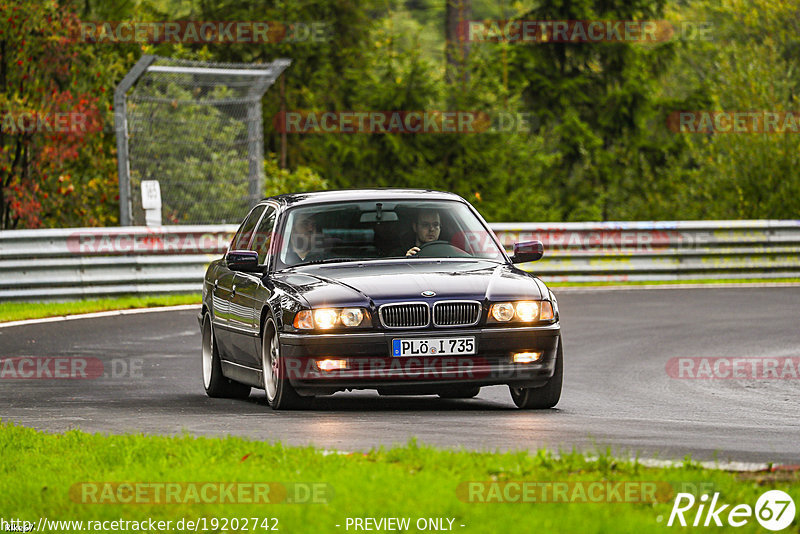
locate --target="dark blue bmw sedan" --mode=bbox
[200,189,562,410]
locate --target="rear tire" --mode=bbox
[509,335,563,409]
[438,387,480,399]
[262,318,312,410]
[201,313,251,399]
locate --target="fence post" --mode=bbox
[114,55,156,227]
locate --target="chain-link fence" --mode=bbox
[115,55,290,225]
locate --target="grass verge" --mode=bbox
[0,294,200,323]
[0,423,796,533]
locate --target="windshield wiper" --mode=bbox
[292,257,362,267]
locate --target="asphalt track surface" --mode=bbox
[2,287,799,464]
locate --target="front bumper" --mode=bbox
[280,324,560,393]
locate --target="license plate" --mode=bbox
[392,337,476,357]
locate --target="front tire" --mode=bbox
[509,335,563,409]
[201,313,251,399]
[261,318,311,410]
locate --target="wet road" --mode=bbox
[2,287,799,463]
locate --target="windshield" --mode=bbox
[275,200,506,268]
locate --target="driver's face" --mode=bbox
[414,212,441,244]
[291,215,317,253]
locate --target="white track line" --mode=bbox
[603,457,772,472]
[318,449,789,472]
[0,304,201,329]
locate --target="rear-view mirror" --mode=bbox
[360,211,399,223]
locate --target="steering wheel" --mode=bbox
[415,240,471,258]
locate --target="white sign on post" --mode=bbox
[141,180,162,227]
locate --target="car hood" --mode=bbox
[272,260,545,306]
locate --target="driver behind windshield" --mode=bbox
[405,209,441,257]
[285,214,326,265]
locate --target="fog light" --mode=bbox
[317,359,347,372]
[513,352,541,363]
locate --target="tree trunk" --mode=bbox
[445,0,471,86]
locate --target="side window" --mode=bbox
[230,205,266,251]
[251,206,277,264]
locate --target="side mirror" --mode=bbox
[511,241,544,263]
[226,250,260,272]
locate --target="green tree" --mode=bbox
[506,0,689,221]
[660,0,800,219]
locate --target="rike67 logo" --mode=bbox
[667,490,795,530]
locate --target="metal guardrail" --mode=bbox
[1,220,799,300]
[492,220,800,282]
[0,226,237,300]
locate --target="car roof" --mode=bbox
[264,189,466,208]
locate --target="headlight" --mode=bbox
[515,301,539,322]
[293,308,370,330]
[340,308,364,327]
[489,301,555,323]
[313,309,338,329]
[490,302,515,322]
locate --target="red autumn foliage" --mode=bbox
[1,0,117,228]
